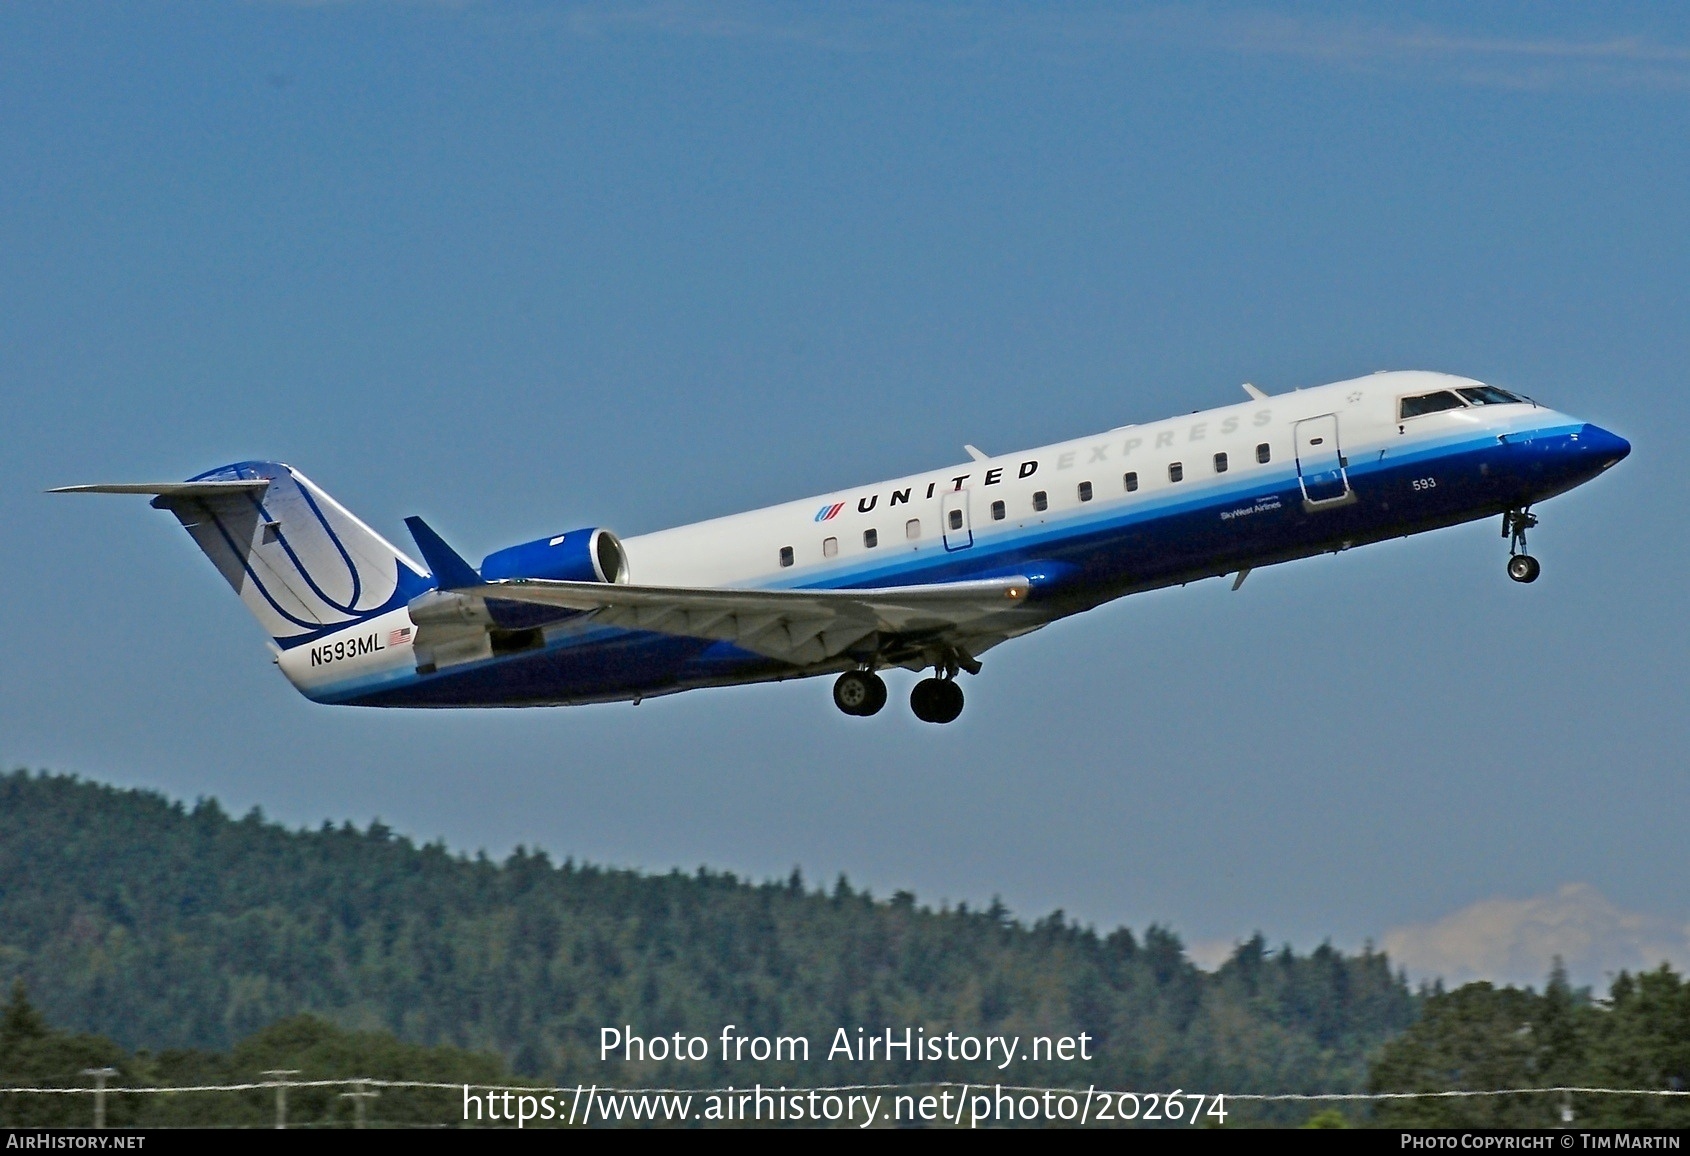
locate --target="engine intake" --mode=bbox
[480,527,629,585]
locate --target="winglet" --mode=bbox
[1241,383,1268,401]
[404,517,484,589]
[963,444,988,462]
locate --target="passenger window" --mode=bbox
[991,499,1005,521]
[779,546,794,568]
[822,537,838,558]
[1078,481,1093,502]
[1213,452,1228,474]
[863,528,878,549]
[905,518,921,540]
[1168,462,1184,483]
[947,509,963,530]
[1399,391,1467,420]
[1123,471,1138,492]
[1256,442,1270,464]
[1032,491,1048,512]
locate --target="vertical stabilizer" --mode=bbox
[58,461,431,648]
[162,461,432,646]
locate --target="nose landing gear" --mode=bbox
[1502,507,1541,583]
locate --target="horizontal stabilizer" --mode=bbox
[404,516,484,590]
[49,480,271,497]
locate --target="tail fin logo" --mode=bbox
[159,462,429,646]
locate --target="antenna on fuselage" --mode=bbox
[963,445,989,462]
[1241,383,1268,401]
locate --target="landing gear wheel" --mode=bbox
[833,670,887,716]
[1502,507,1541,584]
[859,672,887,715]
[909,677,964,724]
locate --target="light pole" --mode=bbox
[260,1069,301,1129]
[81,1068,118,1129]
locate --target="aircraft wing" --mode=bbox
[464,575,1035,667]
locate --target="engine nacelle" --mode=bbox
[479,527,630,585]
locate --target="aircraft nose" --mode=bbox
[1580,423,1631,469]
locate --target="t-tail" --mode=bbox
[52,461,433,700]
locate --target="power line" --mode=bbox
[4,1079,1686,1098]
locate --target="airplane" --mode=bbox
[55,370,1628,724]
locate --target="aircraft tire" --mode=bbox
[861,673,888,716]
[910,677,963,724]
[1507,554,1541,584]
[833,670,886,716]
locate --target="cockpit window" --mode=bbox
[1457,386,1524,406]
[1399,391,1467,420]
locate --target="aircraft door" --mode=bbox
[941,486,974,551]
[1294,414,1353,508]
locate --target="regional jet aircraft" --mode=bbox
[56,371,1628,723]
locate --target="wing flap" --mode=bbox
[460,575,1032,665]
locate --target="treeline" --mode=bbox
[6,968,1689,1128]
[0,985,516,1128]
[1367,965,1690,1129]
[0,769,1414,1115]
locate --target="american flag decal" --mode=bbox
[389,626,413,646]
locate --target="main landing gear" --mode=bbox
[1503,507,1541,584]
[909,677,964,725]
[832,670,888,717]
[832,663,968,724]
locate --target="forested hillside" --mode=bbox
[0,770,1417,1100]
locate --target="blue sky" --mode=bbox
[3,2,1686,987]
